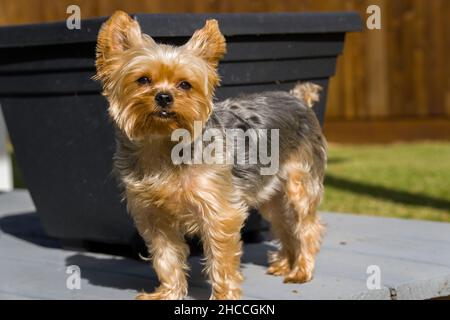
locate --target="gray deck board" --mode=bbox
[0,190,449,300]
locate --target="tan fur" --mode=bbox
[95,11,327,300]
[260,144,326,283]
[290,82,323,108]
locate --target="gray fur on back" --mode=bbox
[204,91,325,197]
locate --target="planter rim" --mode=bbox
[0,12,362,49]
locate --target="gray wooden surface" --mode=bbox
[0,190,449,300]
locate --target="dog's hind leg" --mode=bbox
[259,193,295,277]
[260,141,326,283]
[260,178,324,282]
[280,146,326,283]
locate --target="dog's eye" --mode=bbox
[137,76,151,85]
[178,81,192,90]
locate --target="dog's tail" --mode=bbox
[290,82,323,108]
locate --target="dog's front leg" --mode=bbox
[200,205,246,300]
[132,208,189,300]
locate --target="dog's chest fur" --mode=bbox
[114,134,238,231]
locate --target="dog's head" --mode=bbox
[95,11,226,140]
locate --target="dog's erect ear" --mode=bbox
[96,11,145,81]
[183,19,226,67]
[97,10,143,56]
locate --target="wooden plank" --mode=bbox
[365,0,388,118]
[0,71,100,95]
[0,12,362,48]
[0,43,95,74]
[323,118,450,143]
[386,0,406,119]
[224,34,345,61]
[2,0,450,126]
[322,212,450,300]
[412,0,428,117]
[217,79,329,99]
[0,58,337,94]
[139,12,363,36]
[0,34,345,73]
[425,0,445,117]
[219,58,337,85]
[1,190,450,300]
[1,0,449,123]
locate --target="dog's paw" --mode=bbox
[283,263,313,284]
[267,260,290,276]
[266,251,290,276]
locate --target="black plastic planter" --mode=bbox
[0,13,361,252]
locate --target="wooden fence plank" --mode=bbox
[0,0,449,124]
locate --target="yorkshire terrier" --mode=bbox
[95,11,327,300]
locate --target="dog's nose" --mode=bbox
[155,92,173,108]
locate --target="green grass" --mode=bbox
[321,142,450,222]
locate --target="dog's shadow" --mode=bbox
[64,241,276,299]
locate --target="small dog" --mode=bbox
[95,11,327,300]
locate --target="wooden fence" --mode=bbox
[1,0,449,141]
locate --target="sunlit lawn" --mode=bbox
[321,142,450,222]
